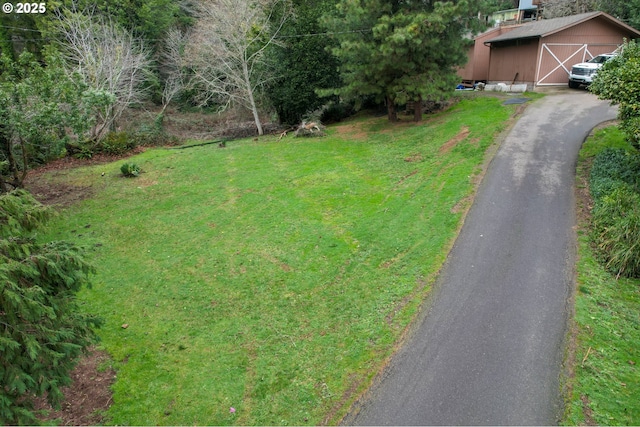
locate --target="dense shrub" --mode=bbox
[130,115,180,147]
[0,190,102,424]
[0,52,94,192]
[131,128,180,147]
[589,148,640,199]
[319,100,355,124]
[591,40,640,150]
[591,186,640,278]
[102,131,137,155]
[589,148,640,278]
[68,125,179,159]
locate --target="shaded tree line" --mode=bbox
[541,0,640,29]
[1,0,639,190]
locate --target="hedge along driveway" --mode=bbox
[41,95,513,425]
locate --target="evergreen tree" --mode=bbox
[265,0,342,125]
[323,0,474,121]
[598,0,640,30]
[0,190,102,425]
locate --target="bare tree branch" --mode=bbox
[55,10,152,141]
[184,0,291,135]
[158,27,189,118]
[541,0,598,18]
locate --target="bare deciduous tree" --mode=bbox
[159,27,188,118]
[56,10,151,141]
[540,0,598,18]
[185,0,290,136]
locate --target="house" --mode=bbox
[486,0,539,26]
[458,11,640,88]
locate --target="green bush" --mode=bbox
[589,148,640,199]
[130,127,179,147]
[319,100,355,124]
[102,131,137,155]
[591,40,640,150]
[591,177,632,203]
[591,186,640,278]
[619,109,640,150]
[589,148,640,278]
[66,140,95,159]
[120,162,141,177]
[68,127,179,160]
[0,190,102,424]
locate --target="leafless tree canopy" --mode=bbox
[185,0,290,135]
[541,0,598,18]
[158,27,189,115]
[56,11,152,140]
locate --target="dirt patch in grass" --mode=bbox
[323,373,367,426]
[580,395,597,426]
[404,153,424,163]
[332,115,419,141]
[450,194,473,214]
[332,121,373,141]
[439,126,470,154]
[24,149,145,207]
[34,347,116,426]
[26,180,94,207]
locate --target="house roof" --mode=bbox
[485,11,640,44]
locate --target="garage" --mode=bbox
[460,11,640,88]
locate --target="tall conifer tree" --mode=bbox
[324,0,473,121]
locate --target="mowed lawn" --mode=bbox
[40,95,513,425]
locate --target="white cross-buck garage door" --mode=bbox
[535,43,620,85]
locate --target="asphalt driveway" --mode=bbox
[346,92,618,425]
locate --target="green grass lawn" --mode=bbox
[40,95,513,425]
[563,126,640,425]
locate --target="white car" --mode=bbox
[568,53,616,88]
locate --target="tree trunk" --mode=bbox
[413,96,422,122]
[0,133,8,193]
[243,61,264,136]
[249,97,264,136]
[0,137,22,192]
[18,138,28,188]
[387,95,398,122]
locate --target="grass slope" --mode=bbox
[564,126,640,425]
[41,95,512,425]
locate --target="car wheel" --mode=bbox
[568,80,580,89]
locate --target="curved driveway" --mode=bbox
[347,92,618,425]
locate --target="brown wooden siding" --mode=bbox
[457,27,518,82]
[457,46,475,81]
[544,17,631,45]
[487,39,539,84]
